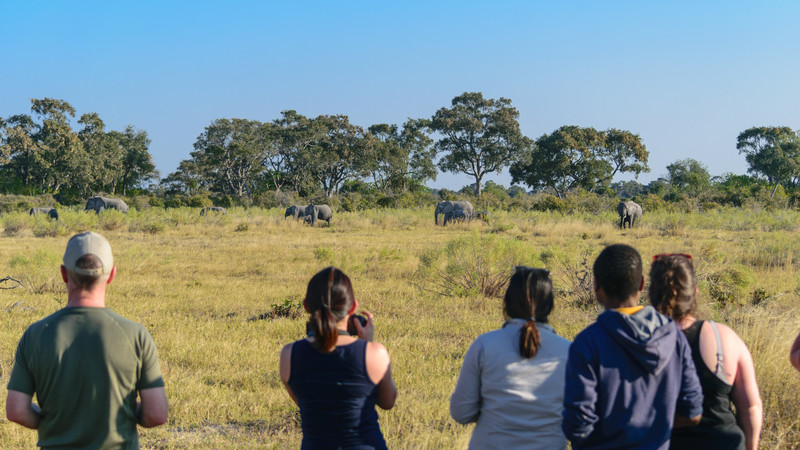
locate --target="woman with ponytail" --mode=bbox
[650,254,761,450]
[279,267,397,449]
[450,267,571,449]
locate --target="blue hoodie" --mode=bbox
[562,306,703,450]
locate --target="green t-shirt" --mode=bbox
[7,307,165,449]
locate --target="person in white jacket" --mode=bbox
[450,267,571,450]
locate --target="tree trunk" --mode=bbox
[771,182,780,198]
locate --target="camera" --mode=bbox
[347,314,367,336]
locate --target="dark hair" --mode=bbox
[304,267,355,353]
[65,254,105,290]
[593,244,643,302]
[649,255,696,321]
[504,268,554,359]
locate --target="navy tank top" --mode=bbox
[288,338,387,450]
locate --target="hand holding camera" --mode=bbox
[348,311,375,341]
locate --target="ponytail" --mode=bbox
[519,319,541,359]
[505,267,554,359]
[304,266,356,353]
[309,307,339,353]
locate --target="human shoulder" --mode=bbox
[366,341,390,362]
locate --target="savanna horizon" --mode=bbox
[1,206,799,448]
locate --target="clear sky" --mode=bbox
[2,1,799,190]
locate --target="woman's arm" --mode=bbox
[729,331,762,450]
[279,343,298,405]
[366,342,397,410]
[790,330,800,372]
[449,339,482,424]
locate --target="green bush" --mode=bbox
[706,264,755,306]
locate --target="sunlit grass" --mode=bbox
[0,206,799,447]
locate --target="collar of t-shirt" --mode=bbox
[615,305,645,315]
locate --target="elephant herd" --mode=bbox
[28,196,131,220]
[284,204,333,226]
[26,196,644,230]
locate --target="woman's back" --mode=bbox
[450,319,571,450]
[289,339,386,450]
[671,320,744,449]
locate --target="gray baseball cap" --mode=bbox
[63,231,114,276]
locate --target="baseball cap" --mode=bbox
[63,231,114,276]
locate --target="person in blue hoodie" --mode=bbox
[562,244,704,450]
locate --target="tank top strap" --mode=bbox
[708,320,727,382]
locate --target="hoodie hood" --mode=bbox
[597,305,677,374]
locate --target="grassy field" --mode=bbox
[1,206,800,448]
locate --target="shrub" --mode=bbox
[706,264,755,306]
[98,210,127,231]
[414,233,540,298]
[247,298,304,321]
[3,214,31,236]
[149,196,165,208]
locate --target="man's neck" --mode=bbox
[65,290,106,308]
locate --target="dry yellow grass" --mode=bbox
[0,206,798,448]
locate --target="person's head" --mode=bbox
[304,266,356,353]
[649,253,697,321]
[504,267,554,359]
[593,244,644,308]
[61,231,115,291]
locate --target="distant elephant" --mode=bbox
[84,196,129,214]
[304,204,333,226]
[285,205,309,220]
[201,206,227,216]
[618,201,642,229]
[474,210,492,222]
[29,207,58,220]
[434,200,474,225]
[443,209,471,226]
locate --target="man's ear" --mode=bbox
[639,275,645,292]
[302,298,310,313]
[106,266,117,285]
[60,265,69,284]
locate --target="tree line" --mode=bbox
[1,95,798,209]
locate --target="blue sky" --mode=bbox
[2,1,799,190]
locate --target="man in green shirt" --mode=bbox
[6,231,168,449]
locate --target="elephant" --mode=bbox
[285,205,309,220]
[200,206,227,216]
[474,210,492,222]
[434,200,474,225]
[443,209,471,226]
[304,204,333,226]
[84,196,129,214]
[618,201,643,229]
[29,207,58,220]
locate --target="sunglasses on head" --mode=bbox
[652,253,692,262]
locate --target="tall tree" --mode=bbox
[115,126,158,195]
[736,126,800,197]
[1,114,40,188]
[666,158,711,195]
[29,98,85,193]
[79,113,121,195]
[306,115,374,198]
[190,118,265,197]
[430,92,528,196]
[510,126,650,197]
[368,118,435,194]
